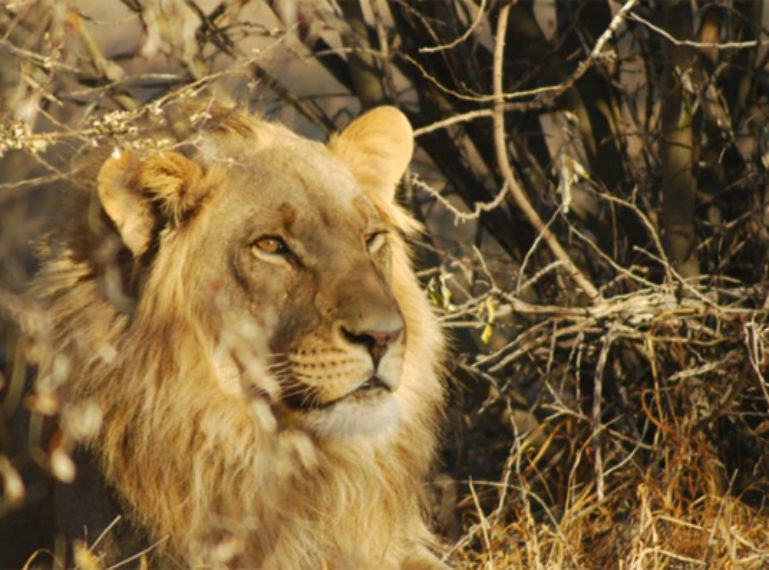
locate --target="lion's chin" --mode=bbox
[302,393,400,439]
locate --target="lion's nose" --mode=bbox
[342,326,404,367]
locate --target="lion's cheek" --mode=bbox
[376,343,406,391]
[266,298,323,356]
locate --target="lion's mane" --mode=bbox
[28,104,446,569]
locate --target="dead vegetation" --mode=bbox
[2,0,769,568]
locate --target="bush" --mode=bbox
[2,1,769,567]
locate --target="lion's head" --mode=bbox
[30,103,446,569]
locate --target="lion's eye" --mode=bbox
[365,231,388,254]
[253,236,288,255]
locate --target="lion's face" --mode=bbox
[195,142,406,435]
[96,106,417,438]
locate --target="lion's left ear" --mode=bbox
[327,106,413,204]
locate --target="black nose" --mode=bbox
[342,327,403,367]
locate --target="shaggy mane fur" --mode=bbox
[28,105,447,569]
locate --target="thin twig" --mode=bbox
[419,0,487,54]
[629,12,768,50]
[411,175,509,224]
[593,329,615,501]
[91,516,122,550]
[413,108,494,137]
[467,478,495,570]
[107,536,169,570]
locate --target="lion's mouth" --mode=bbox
[317,375,392,409]
[356,375,391,393]
[282,375,392,411]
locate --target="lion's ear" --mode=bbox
[97,150,154,257]
[97,149,205,256]
[328,106,413,203]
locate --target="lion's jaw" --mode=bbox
[303,391,401,438]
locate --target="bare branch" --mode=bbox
[492,4,599,300]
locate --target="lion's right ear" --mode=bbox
[328,106,413,205]
[97,149,205,257]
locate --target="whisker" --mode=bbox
[280,385,315,399]
[264,352,290,361]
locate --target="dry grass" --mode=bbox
[451,482,769,569]
[439,283,769,569]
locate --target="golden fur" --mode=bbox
[29,104,446,568]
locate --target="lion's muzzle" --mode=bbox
[341,324,403,372]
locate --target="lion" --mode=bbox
[26,102,447,569]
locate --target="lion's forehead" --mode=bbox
[207,136,359,197]
[203,140,380,239]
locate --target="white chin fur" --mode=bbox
[304,395,400,439]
